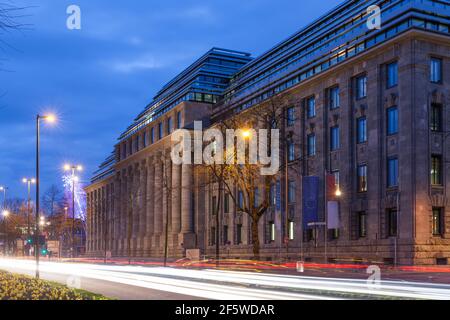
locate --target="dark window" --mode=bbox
[431,103,443,132]
[387,61,398,88]
[330,126,340,151]
[211,196,217,214]
[287,141,295,162]
[357,165,368,192]
[224,193,230,213]
[387,157,399,188]
[223,225,229,244]
[358,211,367,238]
[254,188,259,208]
[270,184,276,206]
[135,135,140,152]
[211,227,216,246]
[307,134,316,156]
[177,111,182,129]
[387,106,398,135]
[287,106,295,126]
[307,96,316,118]
[167,117,173,134]
[238,191,244,209]
[143,131,148,147]
[357,117,367,143]
[387,209,398,237]
[288,181,296,204]
[150,127,155,144]
[356,75,367,99]
[432,207,444,236]
[329,86,340,109]
[158,122,163,139]
[431,58,443,83]
[431,155,443,185]
[236,224,242,244]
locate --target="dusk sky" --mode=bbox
[0,0,341,199]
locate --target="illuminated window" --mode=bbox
[432,207,444,236]
[431,155,442,186]
[357,165,368,192]
[430,58,442,83]
[356,75,367,99]
[307,96,316,118]
[357,117,367,143]
[329,86,340,109]
[289,221,295,240]
[387,61,398,88]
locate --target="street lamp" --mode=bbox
[64,163,82,258]
[2,210,10,255]
[35,113,56,278]
[22,178,36,239]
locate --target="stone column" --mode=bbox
[120,171,128,255]
[172,162,181,247]
[138,163,147,254]
[144,157,154,254]
[152,154,163,252]
[180,163,195,248]
[113,176,121,255]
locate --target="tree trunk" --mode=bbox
[251,215,260,260]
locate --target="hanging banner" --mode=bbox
[327,201,339,229]
[302,176,319,229]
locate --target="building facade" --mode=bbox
[86,0,450,265]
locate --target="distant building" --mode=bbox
[86,0,450,265]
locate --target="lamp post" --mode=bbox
[64,164,82,258]
[36,113,56,278]
[22,178,36,241]
[2,210,10,255]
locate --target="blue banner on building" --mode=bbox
[302,176,319,229]
[276,180,281,211]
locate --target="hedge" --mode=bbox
[0,271,108,300]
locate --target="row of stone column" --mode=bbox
[88,152,194,257]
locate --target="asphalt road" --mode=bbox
[1,258,450,300]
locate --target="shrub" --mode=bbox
[0,271,108,300]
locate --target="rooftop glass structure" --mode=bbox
[212,0,450,119]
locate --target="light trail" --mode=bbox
[1,258,449,300]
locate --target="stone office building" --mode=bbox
[85,0,450,265]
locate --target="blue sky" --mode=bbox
[0,0,342,199]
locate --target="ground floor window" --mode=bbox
[358,211,367,238]
[387,209,398,237]
[236,224,242,245]
[288,221,294,240]
[432,207,444,236]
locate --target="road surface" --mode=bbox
[1,258,449,300]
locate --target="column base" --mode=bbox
[179,232,196,249]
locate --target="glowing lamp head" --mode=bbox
[64,164,71,171]
[22,178,27,183]
[242,130,251,139]
[31,179,36,184]
[45,114,56,123]
[2,210,10,218]
[77,165,83,172]
[335,188,342,197]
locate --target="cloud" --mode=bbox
[108,55,163,73]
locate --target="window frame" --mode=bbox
[386,61,398,88]
[430,57,443,84]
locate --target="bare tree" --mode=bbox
[206,95,299,260]
[42,184,64,216]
